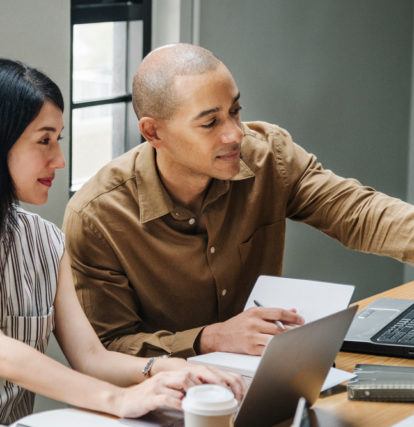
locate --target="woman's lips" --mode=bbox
[38,178,53,187]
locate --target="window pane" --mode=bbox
[127,20,144,89]
[73,22,127,103]
[71,103,126,189]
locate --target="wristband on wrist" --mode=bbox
[142,354,171,378]
[142,357,156,377]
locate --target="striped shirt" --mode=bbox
[0,206,64,425]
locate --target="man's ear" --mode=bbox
[139,117,162,148]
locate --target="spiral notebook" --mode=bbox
[347,364,414,401]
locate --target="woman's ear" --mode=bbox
[139,117,162,149]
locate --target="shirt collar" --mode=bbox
[135,141,255,224]
[135,143,173,224]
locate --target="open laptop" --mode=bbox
[342,298,414,358]
[234,305,357,427]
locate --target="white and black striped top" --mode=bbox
[0,206,64,425]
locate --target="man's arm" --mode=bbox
[63,206,203,358]
[285,141,414,263]
[63,205,304,357]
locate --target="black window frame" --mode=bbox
[70,0,152,193]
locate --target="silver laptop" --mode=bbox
[234,305,357,427]
[342,298,414,358]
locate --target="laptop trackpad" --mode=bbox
[352,308,400,338]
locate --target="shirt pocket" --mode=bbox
[238,219,286,295]
[4,306,55,350]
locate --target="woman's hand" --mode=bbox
[152,358,245,401]
[114,364,245,418]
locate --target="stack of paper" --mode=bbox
[188,351,354,391]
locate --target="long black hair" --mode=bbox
[0,59,64,236]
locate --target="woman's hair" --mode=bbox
[0,59,64,236]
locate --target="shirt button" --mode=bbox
[221,289,227,296]
[189,218,196,225]
[210,246,216,254]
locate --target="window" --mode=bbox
[70,0,151,192]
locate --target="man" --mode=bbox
[63,43,414,358]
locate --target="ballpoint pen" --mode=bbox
[253,299,286,330]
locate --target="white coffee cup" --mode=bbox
[182,384,238,427]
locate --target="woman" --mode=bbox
[0,59,243,426]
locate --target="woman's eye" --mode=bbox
[39,138,50,145]
[202,118,217,129]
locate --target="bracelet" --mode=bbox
[141,354,171,377]
[142,357,156,377]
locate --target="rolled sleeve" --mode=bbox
[285,141,414,263]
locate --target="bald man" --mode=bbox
[63,43,414,358]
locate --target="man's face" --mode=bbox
[155,64,244,182]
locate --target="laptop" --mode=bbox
[234,305,357,427]
[342,298,414,358]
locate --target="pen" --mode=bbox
[253,299,286,330]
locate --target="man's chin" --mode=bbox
[213,166,241,181]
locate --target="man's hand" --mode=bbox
[199,307,304,355]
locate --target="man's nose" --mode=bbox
[221,119,243,144]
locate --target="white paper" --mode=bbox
[189,351,261,377]
[321,367,355,392]
[244,275,354,323]
[392,415,414,427]
[12,407,182,427]
[188,352,354,392]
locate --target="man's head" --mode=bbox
[133,43,243,183]
[133,43,221,120]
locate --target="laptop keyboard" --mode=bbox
[372,305,414,345]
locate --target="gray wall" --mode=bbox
[405,3,414,284]
[199,0,413,301]
[0,0,71,227]
[0,0,71,412]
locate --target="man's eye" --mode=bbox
[201,118,217,129]
[231,106,242,116]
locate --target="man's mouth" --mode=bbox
[216,150,240,161]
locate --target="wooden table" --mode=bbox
[312,282,414,427]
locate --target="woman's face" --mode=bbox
[8,101,65,205]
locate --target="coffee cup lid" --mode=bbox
[182,385,238,416]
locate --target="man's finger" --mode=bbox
[259,308,304,325]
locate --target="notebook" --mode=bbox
[342,298,414,358]
[244,275,355,323]
[347,364,414,401]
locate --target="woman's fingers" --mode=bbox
[154,393,182,411]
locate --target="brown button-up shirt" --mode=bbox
[63,121,414,358]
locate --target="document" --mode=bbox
[244,275,354,323]
[12,407,183,427]
[188,352,355,392]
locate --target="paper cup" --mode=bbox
[182,384,238,427]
